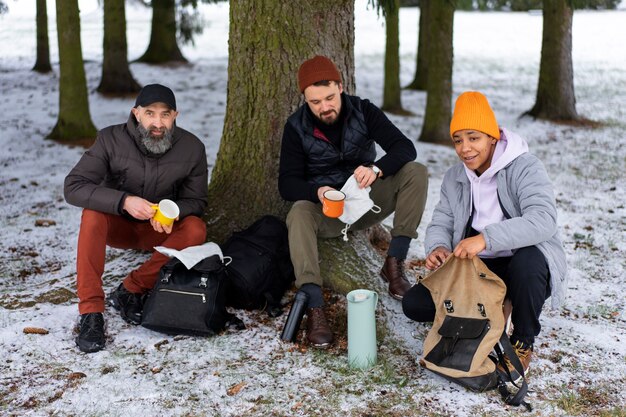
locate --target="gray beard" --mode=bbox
[137,124,174,154]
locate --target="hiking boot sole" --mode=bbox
[308,340,332,349]
[75,336,105,353]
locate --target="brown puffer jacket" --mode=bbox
[64,113,208,220]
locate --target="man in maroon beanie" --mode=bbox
[64,84,208,353]
[279,56,428,348]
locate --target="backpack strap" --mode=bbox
[495,332,533,412]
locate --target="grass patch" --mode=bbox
[554,385,614,415]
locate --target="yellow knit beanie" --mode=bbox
[450,91,500,140]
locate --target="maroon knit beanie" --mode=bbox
[297,55,342,93]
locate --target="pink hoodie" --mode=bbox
[464,128,529,258]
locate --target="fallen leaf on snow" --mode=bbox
[227,382,246,396]
[68,372,87,380]
[23,327,49,335]
[35,219,56,227]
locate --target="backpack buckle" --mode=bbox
[477,303,486,317]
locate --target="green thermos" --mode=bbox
[347,289,378,369]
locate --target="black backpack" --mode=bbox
[222,216,295,315]
[142,255,235,335]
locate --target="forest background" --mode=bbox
[0,0,624,415]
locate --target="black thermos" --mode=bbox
[280,290,309,342]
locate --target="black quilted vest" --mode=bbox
[286,94,376,188]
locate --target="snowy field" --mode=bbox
[0,1,625,415]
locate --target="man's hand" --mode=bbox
[425,246,451,270]
[353,165,380,189]
[123,196,156,220]
[317,186,335,203]
[150,217,175,234]
[453,234,487,259]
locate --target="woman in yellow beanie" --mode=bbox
[403,91,567,382]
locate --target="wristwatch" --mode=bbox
[370,165,381,178]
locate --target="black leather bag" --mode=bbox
[142,255,231,336]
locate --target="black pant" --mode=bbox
[402,246,551,346]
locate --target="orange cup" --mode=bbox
[322,190,345,218]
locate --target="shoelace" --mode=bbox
[504,342,531,370]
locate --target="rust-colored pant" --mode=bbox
[76,209,206,314]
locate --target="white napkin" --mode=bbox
[154,242,224,270]
[338,175,381,241]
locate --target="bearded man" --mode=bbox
[64,84,208,353]
[278,56,428,348]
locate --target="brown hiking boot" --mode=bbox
[497,340,533,383]
[305,307,333,348]
[380,256,413,300]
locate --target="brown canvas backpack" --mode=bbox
[420,256,531,410]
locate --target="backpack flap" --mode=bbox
[425,316,491,372]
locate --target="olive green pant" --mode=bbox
[286,162,428,288]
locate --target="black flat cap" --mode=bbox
[134,84,176,110]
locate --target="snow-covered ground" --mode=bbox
[0,1,624,415]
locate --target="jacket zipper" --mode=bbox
[159,289,206,303]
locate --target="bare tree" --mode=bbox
[48,0,97,142]
[381,0,409,114]
[525,0,579,120]
[405,0,429,90]
[418,0,454,144]
[33,0,52,73]
[137,0,187,63]
[97,0,141,94]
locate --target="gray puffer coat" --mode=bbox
[425,130,567,308]
[64,113,208,220]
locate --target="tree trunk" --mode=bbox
[97,0,141,95]
[405,0,429,91]
[32,0,52,73]
[525,0,579,120]
[381,0,408,114]
[137,0,187,64]
[418,0,454,145]
[48,0,97,142]
[207,0,355,241]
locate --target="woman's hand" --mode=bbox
[453,234,486,259]
[426,246,452,270]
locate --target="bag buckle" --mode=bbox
[444,299,454,313]
[477,303,486,317]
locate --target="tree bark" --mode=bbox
[32,0,52,73]
[418,0,454,145]
[206,0,355,239]
[97,0,141,95]
[405,0,429,91]
[525,0,579,120]
[48,0,97,142]
[381,0,408,114]
[137,0,187,64]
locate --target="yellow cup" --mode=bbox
[151,199,180,226]
[322,190,345,218]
